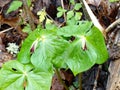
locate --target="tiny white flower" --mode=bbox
[6,43,19,56]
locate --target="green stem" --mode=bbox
[55,68,69,90]
[78,73,82,90]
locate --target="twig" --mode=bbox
[93,65,102,90]
[82,0,104,33]
[46,13,60,26]
[55,68,69,90]
[61,0,66,22]
[0,8,3,28]
[46,12,65,28]
[22,0,35,30]
[106,18,120,33]
[0,27,13,34]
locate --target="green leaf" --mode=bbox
[0,60,53,90]
[52,54,67,68]
[75,12,82,20]
[45,24,58,30]
[57,21,93,37]
[86,26,109,64]
[27,0,31,7]
[57,7,67,18]
[57,12,64,18]
[70,0,75,5]
[31,30,69,71]
[109,0,119,2]
[22,24,32,34]
[65,39,97,75]
[18,29,41,64]
[7,0,22,14]
[74,3,82,10]
[57,7,62,11]
[51,40,69,68]
[57,7,66,12]
[66,18,78,25]
[57,21,108,75]
[67,10,74,20]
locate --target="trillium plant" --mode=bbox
[0,21,108,90]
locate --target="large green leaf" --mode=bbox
[57,21,93,37]
[57,21,108,75]
[51,54,67,69]
[0,60,53,90]
[17,29,41,64]
[31,30,69,71]
[86,26,109,64]
[65,40,97,75]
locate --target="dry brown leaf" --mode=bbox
[0,14,23,34]
[0,0,11,7]
[86,0,102,7]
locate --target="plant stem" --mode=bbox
[55,68,69,90]
[61,0,66,22]
[78,73,82,90]
[22,0,35,30]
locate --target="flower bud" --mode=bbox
[30,39,39,53]
[81,36,87,51]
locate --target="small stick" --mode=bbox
[61,0,66,22]
[82,0,104,33]
[0,27,13,34]
[46,13,60,26]
[93,65,102,90]
[106,18,120,33]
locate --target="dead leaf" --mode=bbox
[86,0,101,7]
[0,0,11,7]
[0,14,23,34]
[51,69,74,90]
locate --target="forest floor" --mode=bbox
[0,0,120,90]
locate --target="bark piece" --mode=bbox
[106,59,120,90]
